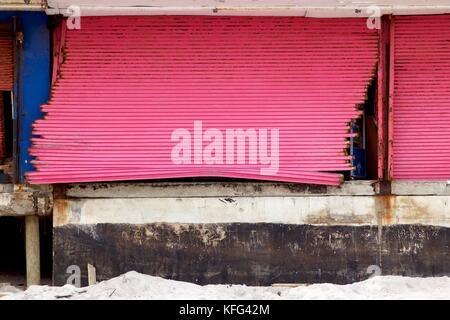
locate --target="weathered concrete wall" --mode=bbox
[55,181,450,227]
[52,181,450,286]
[54,195,450,227]
[54,223,449,286]
[0,184,52,217]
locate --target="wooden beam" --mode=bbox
[25,215,40,287]
[87,264,97,286]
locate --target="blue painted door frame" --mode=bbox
[0,11,50,183]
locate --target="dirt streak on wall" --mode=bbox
[52,182,450,286]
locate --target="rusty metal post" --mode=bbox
[388,16,395,181]
[377,15,392,182]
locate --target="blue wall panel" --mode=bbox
[0,12,50,182]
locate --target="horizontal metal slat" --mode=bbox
[29,16,378,185]
[393,15,450,180]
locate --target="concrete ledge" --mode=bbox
[65,181,378,198]
[46,1,450,17]
[0,184,52,217]
[62,180,450,198]
[392,181,450,196]
[54,194,450,228]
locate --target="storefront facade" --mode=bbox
[0,3,52,288]
[40,14,450,286]
[1,1,449,287]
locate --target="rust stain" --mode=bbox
[381,195,396,225]
[395,197,433,224]
[377,195,436,226]
[53,199,69,227]
[304,214,375,225]
[14,184,25,193]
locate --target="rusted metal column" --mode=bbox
[25,215,40,287]
[388,16,395,180]
[377,15,391,182]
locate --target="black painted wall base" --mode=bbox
[53,223,449,286]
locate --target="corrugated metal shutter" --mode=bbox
[393,15,450,180]
[0,23,13,160]
[28,16,378,185]
[0,23,14,91]
[0,95,5,160]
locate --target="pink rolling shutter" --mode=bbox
[393,15,450,180]
[0,23,13,160]
[28,16,378,185]
[0,24,13,91]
